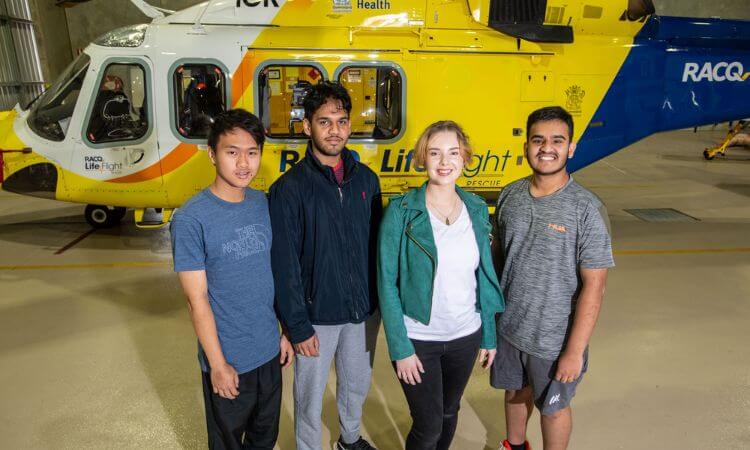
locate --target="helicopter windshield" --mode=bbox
[27,53,91,142]
[94,24,148,48]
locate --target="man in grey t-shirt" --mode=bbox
[491,107,614,450]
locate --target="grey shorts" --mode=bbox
[490,336,588,416]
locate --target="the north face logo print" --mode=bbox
[222,224,270,260]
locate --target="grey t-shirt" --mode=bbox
[494,176,614,360]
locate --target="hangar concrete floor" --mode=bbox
[1,128,749,450]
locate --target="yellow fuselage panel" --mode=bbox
[1,0,646,208]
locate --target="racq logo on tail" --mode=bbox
[682,62,750,82]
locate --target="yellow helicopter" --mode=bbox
[1,0,749,228]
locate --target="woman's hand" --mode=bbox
[396,354,425,385]
[478,348,497,370]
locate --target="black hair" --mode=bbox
[526,106,574,140]
[303,81,352,120]
[207,109,265,151]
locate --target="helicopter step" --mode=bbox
[133,208,174,230]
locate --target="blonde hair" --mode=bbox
[412,120,473,169]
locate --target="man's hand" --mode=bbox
[478,348,497,370]
[396,354,425,385]
[279,334,295,368]
[293,334,320,357]
[555,350,584,383]
[211,362,240,399]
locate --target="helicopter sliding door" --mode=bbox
[71,56,162,198]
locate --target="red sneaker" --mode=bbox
[501,440,531,450]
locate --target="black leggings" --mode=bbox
[395,329,481,450]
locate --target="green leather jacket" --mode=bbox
[377,183,505,361]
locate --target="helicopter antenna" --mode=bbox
[129,0,166,19]
[195,0,217,31]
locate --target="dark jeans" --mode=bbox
[201,354,282,450]
[395,329,481,450]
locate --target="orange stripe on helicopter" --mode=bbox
[232,52,261,106]
[233,0,314,104]
[108,142,197,183]
[110,52,261,184]
[110,6,312,186]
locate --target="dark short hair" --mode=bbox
[526,106,574,140]
[207,109,265,151]
[303,81,352,120]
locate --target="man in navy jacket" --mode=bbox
[269,81,381,450]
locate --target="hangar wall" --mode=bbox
[29,0,71,84]
[655,0,750,20]
[27,0,750,87]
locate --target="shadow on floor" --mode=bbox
[0,205,84,226]
[714,183,750,198]
[0,211,171,253]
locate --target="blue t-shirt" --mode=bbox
[170,187,279,374]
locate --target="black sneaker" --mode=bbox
[334,436,377,450]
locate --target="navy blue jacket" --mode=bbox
[269,143,382,344]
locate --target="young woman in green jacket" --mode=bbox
[377,121,505,450]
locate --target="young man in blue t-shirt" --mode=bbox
[171,109,294,449]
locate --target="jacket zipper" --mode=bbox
[338,182,358,319]
[406,226,437,304]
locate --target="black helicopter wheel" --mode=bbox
[85,205,126,228]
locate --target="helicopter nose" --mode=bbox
[0,148,32,184]
[1,158,58,200]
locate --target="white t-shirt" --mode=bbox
[404,203,482,341]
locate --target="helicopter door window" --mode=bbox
[258,65,323,138]
[338,65,403,140]
[86,63,148,144]
[173,64,227,139]
[27,53,91,142]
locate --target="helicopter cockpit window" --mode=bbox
[258,65,324,139]
[86,63,149,144]
[27,53,90,142]
[338,66,403,140]
[173,64,226,139]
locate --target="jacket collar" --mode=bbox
[304,141,359,184]
[399,182,487,215]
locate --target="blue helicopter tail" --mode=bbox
[571,15,750,171]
